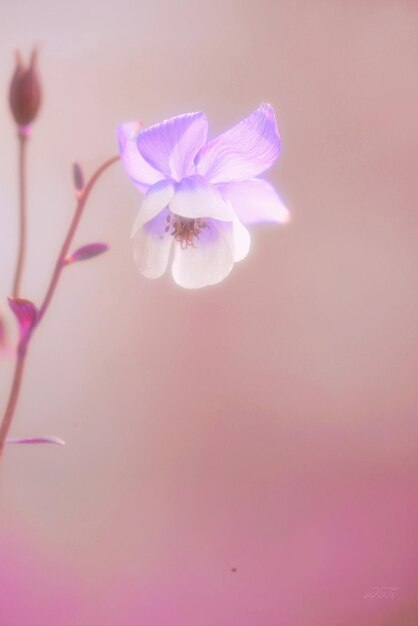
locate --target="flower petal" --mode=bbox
[118,121,163,192]
[171,219,234,289]
[232,218,251,262]
[169,175,234,221]
[218,179,290,225]
[137,112,208,180]
[133,209,174,279]
[196,103,280,183]
[131,179,175,235]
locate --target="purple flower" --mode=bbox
[118,104,289,289]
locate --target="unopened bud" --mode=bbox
[64,242,109,265]
[72,162,85,194]
[9,48,42,128]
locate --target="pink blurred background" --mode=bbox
[1,0,418,624]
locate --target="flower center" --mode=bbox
[165,214,208,249]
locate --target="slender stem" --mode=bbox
[0,155,120,459]
[37,155,120,323]
[12,131,28,298]
[0,350,26,456]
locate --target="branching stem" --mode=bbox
[0,155,120,459]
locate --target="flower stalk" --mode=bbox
[10,48,42,298]
[0,155,119,460]
[12,129,29,298]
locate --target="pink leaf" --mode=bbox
[6,436,65,445]
[8,297,37,338]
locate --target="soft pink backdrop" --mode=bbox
[0,1,417,624]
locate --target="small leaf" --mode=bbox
[8,297,37,338]
[65,242,109,265]
[6,436,65,445]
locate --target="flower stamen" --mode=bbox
[170,215,207,249]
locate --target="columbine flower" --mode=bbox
[118,103,289,289]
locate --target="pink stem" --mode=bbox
[0,155,120,459]
[0,350,26,457]
[12,131,28,298]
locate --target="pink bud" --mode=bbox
[72,162,85,194]
[64,242,109,264]
[9,48,42,128]
[8,297,38,339]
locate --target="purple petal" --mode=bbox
[136,112,208,180]
[196,103,280,183]
[218,179,290,225]
[118,121,163,192]
[6,436,65,445]
[133,209,174,279]
[131,179,175,235]
[171,219,234,289]
[169,175,234,221]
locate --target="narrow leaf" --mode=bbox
[6,436,65,445]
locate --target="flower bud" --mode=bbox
[64,242,109,265]
[72,162,85,195]
[9,48,42,128]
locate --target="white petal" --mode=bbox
[171,219,234,289]
[217,178,290,225]
[131,179,175,236]
[133,209,174,279]
[169,175,234,222]
[232,217,251,262]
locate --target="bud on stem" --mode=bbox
[64,242,109,265]
[9,48,42,129]
[72,162,85,196]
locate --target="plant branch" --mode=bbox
[0,154,120,459]
[37,155,119,323]
[12,131,28,298]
